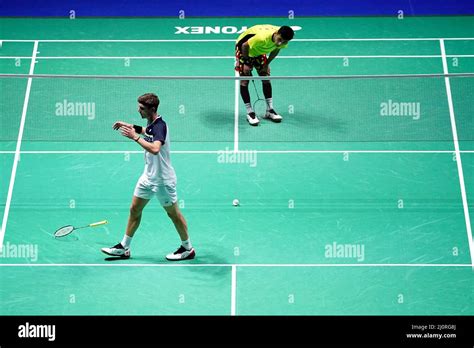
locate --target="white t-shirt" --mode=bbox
[142,116,176,185]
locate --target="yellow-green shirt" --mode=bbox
[236,25,288,57]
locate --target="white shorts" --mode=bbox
[134,176,177,207]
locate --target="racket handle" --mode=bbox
[89,220,108,227]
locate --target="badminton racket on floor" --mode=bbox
[251,79,266,117]
[54,220,108,238]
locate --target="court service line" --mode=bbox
[0,150,473,155]
[440,39,474,269]
[0,40,38,252]
[0,263,471,267]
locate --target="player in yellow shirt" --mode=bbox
[235,25,294,126]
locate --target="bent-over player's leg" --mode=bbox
[257,63,282,122]
[236,47,259,126]
[241,73,259,126]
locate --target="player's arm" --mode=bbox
[239,42,253,75]
[241,41,250,60]
[132,125,145,135]
[266,48,280,65]
[112,121,144,134]
[118,125,161,155]
[240,42,251,64]
[136,139,161,155]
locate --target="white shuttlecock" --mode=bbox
[232,199,240,206]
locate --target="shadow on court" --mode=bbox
[285,111,349,134]
[200,109,235,128]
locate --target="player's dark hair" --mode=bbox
[278,26,294,41]
[138,93,159,112]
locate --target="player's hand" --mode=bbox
[119,125,137,140]
[261,63,269,72]
[113,121,131,130]
[242,64,252,75]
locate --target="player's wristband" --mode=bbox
[134,136,140,142]
[133,125,143,134]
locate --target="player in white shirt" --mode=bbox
[101,93,195,261]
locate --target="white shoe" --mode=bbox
[264,109,283,123]
[101,243,131,259]
[166,246,196,261]
[246,112,260,126]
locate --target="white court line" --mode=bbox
[0,56,239,59]
[0,41,38,252]
[0,150,473,155]
[2,55,474,60]
[294,38,474,42]
[440,39,474,269]
[1,39,238,42]
[231,265,237,316]
[3,73,474,80]
[1,55,465,59]
[234,70,239,152]
[1,37,474,43]
[0,263,471,267]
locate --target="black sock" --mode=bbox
[240,85,251,104]
[262,81,272,99]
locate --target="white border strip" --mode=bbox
[0,263,471,267]
[0,41,38,252]
[440,39,474,268]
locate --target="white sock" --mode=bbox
[181,239,192,251]
[245,103,253,114]
[265,98,273,110]
[121,235,133,249]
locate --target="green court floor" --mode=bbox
[0,17,473,315]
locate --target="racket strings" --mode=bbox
[53,220,107,238]
[252,80,267,116]
[54,225,74,237]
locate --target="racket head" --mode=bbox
[54,225,74,238]
[253,98,267,117]
[250,79,267,117]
